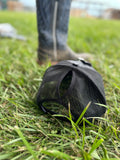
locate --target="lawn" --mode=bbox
[0,11,120,160]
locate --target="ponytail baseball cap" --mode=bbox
[36,60,106,122]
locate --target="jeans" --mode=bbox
[36,0,71,51]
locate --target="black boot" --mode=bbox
[36,0,92,64]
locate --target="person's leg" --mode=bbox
[36,0,91,64]
[36,0,54,62]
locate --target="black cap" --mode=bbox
[36,60,106,122]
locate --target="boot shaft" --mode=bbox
[36,0,55,49]
[56,0,71,50]
[36,0,71,50]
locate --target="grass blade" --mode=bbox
[14,126,38,160]
[89,139,104,155]
[76,102,91,125]
[41,149,72,160]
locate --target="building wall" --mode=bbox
[70,9,88,17]
[7,1,23,11]
[0,2,2,10]
[1,0,8,9]
[70,8,94,18]
[103,9,120,19]
[112,10,120,19]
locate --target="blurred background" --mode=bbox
[0,0,120,20]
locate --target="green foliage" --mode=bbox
[0,11,120,160]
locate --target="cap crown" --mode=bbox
[37,60,106,121]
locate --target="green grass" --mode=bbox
[0,11,120,160]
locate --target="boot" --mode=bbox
[36,0,92,64]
